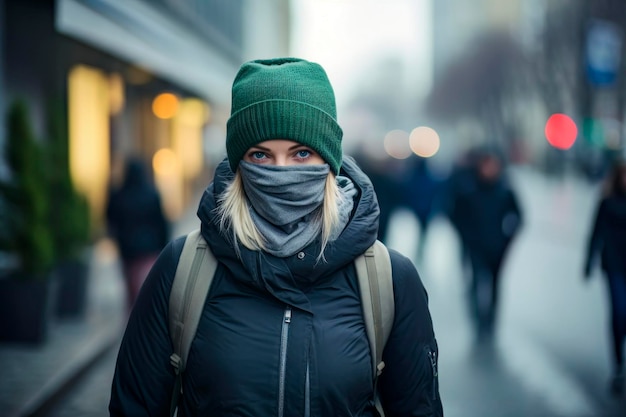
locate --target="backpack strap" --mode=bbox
[168,229,217,417]
[354,240,394,417]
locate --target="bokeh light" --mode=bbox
[177,98,210,127]
[152,147,179,176]
[152,93,179,119]
[545,113,577,150]
[383,129,412,159]
[409,126,440,157]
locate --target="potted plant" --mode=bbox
[45,100,92,318]
[0,99,56,344]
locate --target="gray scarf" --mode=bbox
[239,161,355,257]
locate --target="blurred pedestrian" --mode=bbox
[404,155,443,264]
[353,152,406,244]
[584,159,626,396]
[106,156,170,311]
[450,148,522,338]
[109,57,443,416]
[441,148,480,271]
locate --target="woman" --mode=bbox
[585,159,626,396]
[109,57,443,416]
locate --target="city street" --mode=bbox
[46,167,625,417]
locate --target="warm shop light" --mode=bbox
[409,126,440,157]
[68,64,111,232]
[177,98,209,127]
[152,148,184,220]
[109,73,125,115]
[172,98,209,180]
[152,93,179,119]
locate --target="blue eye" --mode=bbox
[296,150,311,159]
[251,151,267,160]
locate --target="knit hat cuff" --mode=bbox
[227,99,343,174]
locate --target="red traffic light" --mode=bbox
[545,113,577,150]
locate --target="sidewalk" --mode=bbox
[0,201,201,417]
[0,241,127,417]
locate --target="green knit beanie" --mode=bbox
[226,57,343,174]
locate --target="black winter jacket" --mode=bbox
[109,157,443,417]
[585,194,626,276]
[106,159,170,262]
[451,177,521,263]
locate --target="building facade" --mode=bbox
[1,0,291,231]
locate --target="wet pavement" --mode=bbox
[407,167,626,417]
[3,167,626,417]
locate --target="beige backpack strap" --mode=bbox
[355,240,394,416]
[168,228,217,417]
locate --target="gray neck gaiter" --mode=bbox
[239,161,354,257]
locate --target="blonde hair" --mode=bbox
[217,170,341,260]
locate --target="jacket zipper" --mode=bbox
[304,361,310,417]
[428,349,438,401]
[278,306,292,417]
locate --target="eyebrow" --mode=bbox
[248,144,312,151]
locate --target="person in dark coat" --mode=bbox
[404,155,443,264]
[584,159,626,396]
[451,149,522,337]
[106,156,170,310]
[352,153,406,244]
[441,149,481,273]
[109,57,443,417]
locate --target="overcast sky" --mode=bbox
[289,0,433,109]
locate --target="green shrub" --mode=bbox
[0,100,55,279]
[45,100,91,263]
